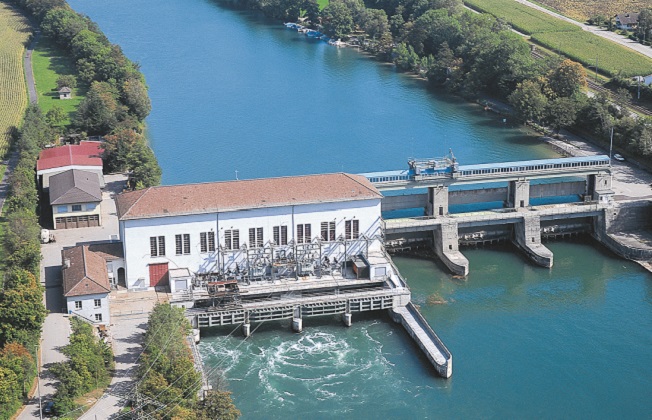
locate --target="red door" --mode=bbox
[149,263,169,287]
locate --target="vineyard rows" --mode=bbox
[464,0,652,77]
[534,0,649,22]
[0,2,30,158]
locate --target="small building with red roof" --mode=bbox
[37,141,105,190]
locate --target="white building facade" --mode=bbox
[65,293,110,325]
[116,173,384,290]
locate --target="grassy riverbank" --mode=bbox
[463,0,652,76]
[0,2,30,157]
[32,35,85,126]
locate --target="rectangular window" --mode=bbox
[95,313,102,322]
[249,227,263,248]
[297,224,311,244]
[150,236,165,257]
[71,204,82,212]
[321,221,336,241]
[75,301,82,310]
[273,226,288,245]
[86,203,97,211]
[175,234,191,255]
[224,229,239,250]
[94,299,101,308]
[345,220,359,240]
[200,232,216,253]
[57,205,67,213]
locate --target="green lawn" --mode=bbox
[31,35,85,126]
[463,0,652,77]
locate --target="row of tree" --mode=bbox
[7,0,161,189]
[134,304,240,419]
[0,106,50,419]
[50,317,114,416]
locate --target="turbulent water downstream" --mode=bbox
[67,0,652,417]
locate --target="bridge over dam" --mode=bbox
[362,155,652,275]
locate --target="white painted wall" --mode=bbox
[52,201,102,229]
[120,199,382,289]
[66,292,110,325]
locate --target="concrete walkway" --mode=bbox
[23,30,39,104]
[514,0,652,59]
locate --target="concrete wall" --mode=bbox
[121,199,382,289]
[66,292,110,325]
[606,201,652,233]
[381,181,587,213]
[530,181,585,198]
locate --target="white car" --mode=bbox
[613,154,625,162]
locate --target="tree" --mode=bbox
[195,390,241,420]
[508,79,548,123]
[46,105,66,127]
[545,97,580,134]
[122,77,151,120]
[56,74,77,90]
[362,9,389,40]
[0,274,47,347]
[406,9,461,56]
[637,9,652,42]
[74,81,126,135]
[547,59,587,98]
[323,1,354,39]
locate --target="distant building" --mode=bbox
[615,13,639,30]
[58,86,72,99]
[37,142,105,190]
[50,169,102,229]
[62,245,111,325]
[115,173,384,290]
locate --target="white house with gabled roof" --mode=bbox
[115,173,384,290]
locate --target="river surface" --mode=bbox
[67,0,652,417]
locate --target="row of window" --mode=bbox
[74,299,102,309]
[56,203,97,213]
[458,159,610,177]
[149,221,361,255]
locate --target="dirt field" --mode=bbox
[536,0,648,22]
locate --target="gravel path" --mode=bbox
[24,30,39,104]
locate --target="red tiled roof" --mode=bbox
[37,142,104,172]
[62,246,111,297]
[116,173,382,220]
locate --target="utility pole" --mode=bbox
[35,344,42,420]
[609,127,614,166]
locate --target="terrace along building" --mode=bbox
[115,173,384,290]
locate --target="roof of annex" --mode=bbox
[116,173,382,220]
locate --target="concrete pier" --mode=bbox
[391,303,452,378]
[242,323,251,337]
[342,312,352,327]
[433,220,469,276]
[513,214,553,268]
[292,317,303,333]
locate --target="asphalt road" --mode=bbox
[24,30,39,104]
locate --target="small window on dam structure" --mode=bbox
[449,244,453,250]
[532,237,535,243]
[439,207,444,215]
[520,200,525,207]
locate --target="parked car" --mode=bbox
[613,153,625,162]
[42,400,54,416]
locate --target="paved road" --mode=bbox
[514,0,652,60]
[24,30,39,104]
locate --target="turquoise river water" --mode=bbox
[67,0,652,417]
